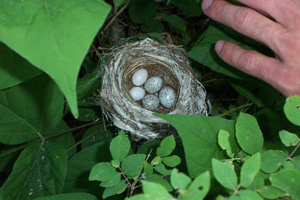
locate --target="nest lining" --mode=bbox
[96,38,208,139]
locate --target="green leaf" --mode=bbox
[100,173,121,187]
[154,114,236,177]
[129,0,157,24]
[77,106,102,122]
[261,150,287,173]
[46,120,76,157]
[212,159,237,190]
[81,124,113,149]
[111,160,120,168]
[257,186,286,199]
[121,154,146,178]
[110,130,131,162]
[0,74,64,144]
[151,156,162,166]
[279,130,300,147]
[102,180,127,199]
[143,161,153,177]
[89,162,118,182]
[235,113,264,154]
[284,95,300,126]
[162,155,181,167]
[34,193,98,200]
[157,135,176,157]
[0,0,111,117]
[218,129,234,157]
[2,141,67,200]
[141,20,165,33]
[231,79,280,108]
[169,0,202,16]
[154,162,172,175]
[238,190,263,200]
[77,73,101,101]
[63,142,111,196]
[240,153,261,187]
[187,22,251,79]
[114,0,130,12]
[141,181,174,199]
[179,171,210,200]
[171,169,191,190]
[0,42,42,90]
[145,174,173,192]
[270,169,300,200]
[160,14,186,32]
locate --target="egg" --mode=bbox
[132,69,148,86]
[129,87,145,101]
[159,86,176,109]
[142,94,160,111]
[144,76,163,94]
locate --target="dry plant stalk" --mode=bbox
[96,38,208,139]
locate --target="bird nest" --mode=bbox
[96,38,208,139]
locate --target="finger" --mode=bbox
[237,0,300,29]
[215,40,283,89]
[202,0,284,53]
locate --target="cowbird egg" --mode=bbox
[129,87,145,101]
[132,69,148,86]
[144,76,163,94]
[159,86,176,109]
[142,94,160,111]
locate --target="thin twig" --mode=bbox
[43,121,103,141]
[101,3,129,36]
[118,166,132,187]
[287,141,300,160]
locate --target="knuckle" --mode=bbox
[233,9,253,28]
[238,51,265,78]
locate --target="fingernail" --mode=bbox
[215,41,224,54]
[202,0,213,10]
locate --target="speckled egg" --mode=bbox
[144,76,163,94]
[159,86,176,109]
[132,69,148,86]
[129,87,145,101]
[142,94,160,111]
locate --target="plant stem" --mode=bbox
[287,141,300,160]
[118,166,132,187]
[43,121,103,141]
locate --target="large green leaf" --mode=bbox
[1,141,67,200]
[110,130,130,162]
[169,0,202,16]
[0,0,111,117]
[34,193,98,200]
[284,95,300,126]
[240,153,261,187]
[0,42,42,90]
[235,113,264,154]
[155,114,236,177]
[121,154,146,178]
[212,159,237,190]
[63,142,111,196]
[261,150,287,173]
[0,74,64,144]
[129,0,157,24]
[270,169,300,200]
[188,22,272,80]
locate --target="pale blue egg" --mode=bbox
[159,86,176,109]
[142,94,160,111]
[144,76,163,94]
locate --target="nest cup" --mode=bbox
[96,38,208,139]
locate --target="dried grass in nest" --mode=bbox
[96,38,208,140]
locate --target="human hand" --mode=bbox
[201,0,300,97]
